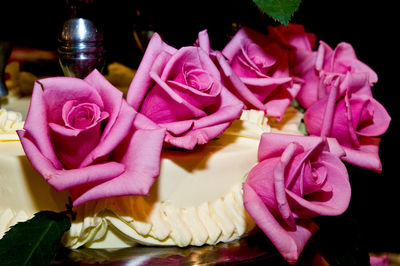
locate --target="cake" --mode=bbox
[0,24,391,264]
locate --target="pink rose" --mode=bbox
[295,41,378,109]
[304,75,391,172]
[220,27,301,119]
[17,70,166,206]
[243,134,351,263]
[126,31,244,150]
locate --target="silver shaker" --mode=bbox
[57,0,105,78]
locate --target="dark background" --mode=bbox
[1,0,398,261]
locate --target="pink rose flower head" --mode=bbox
[243,133,351,263]
[295,40,378,109]
[304,74,391,172]
[127,30,244,150]
[18,70,166,206]
[220,27,301,120]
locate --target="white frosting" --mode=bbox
[0,108,25,140]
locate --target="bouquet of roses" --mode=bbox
[15,24,391,264]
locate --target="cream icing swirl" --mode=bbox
[0,108,24,140]
[64,183,255,248]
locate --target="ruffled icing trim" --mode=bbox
[64,183,255,248]
[0,108,24,141]
[0,208,31,238]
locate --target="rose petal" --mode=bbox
[342,136,382,172]
[217,53,265,110]
[71,121,166,206]
[40,77,104,125]
[140,72,207,123]
[17,130,63,175]
[243,183,316,264]
[222,27,269,62]
[164,121,230,150]
[23,81,63,169]
[329,42,378,84]
[197,29,210,54]
[258,134,345,162]
[274,142,303,229]
[79,99,137,167]
[352,94,391,137]
[127,33,177,110]
[47,162,126,191]
[286,152,351,217]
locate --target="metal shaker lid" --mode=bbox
[60,18,103,43]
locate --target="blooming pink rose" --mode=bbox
[220,27,301,119]
[304,77,391,172]
[243,133,351,263]
[126,31,244,150]
[295,40,378,109]
[17,70,166,206]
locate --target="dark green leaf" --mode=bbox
[0,211,71,266]
[253,0,302,26]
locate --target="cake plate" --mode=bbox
[52,232,323,265]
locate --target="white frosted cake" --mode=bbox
[0,97,303,248]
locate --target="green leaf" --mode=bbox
[0,211,71,266]
[253,0,302,26]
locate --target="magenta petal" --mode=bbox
[262,82,301,119]
[127,33,177,109]
[161,46,221,84]
[80,100,137,167]
[140,72,207,123]
[222,27,269,62]
[340,72,372,97]
[23,82,62,169]
[48,122,80,137]
[352,94,391,137]
[161,102,243,149]
[40,76,104,125]
[303,98,327,136]
[17,130,62,177]
[331,42,378,84]
[342,137,382,172]
[243,183,315,264]
[52,122,102,169]
[84,69,122,137]
[197,29,210,54]
[164,121,230,150]
[72,121,166,206]
[258,134,345,162]
[286,153,351,216]
[217,53,265,110]
[48,162,125,191]
[159,119,194,136]
[274,143,303,229]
